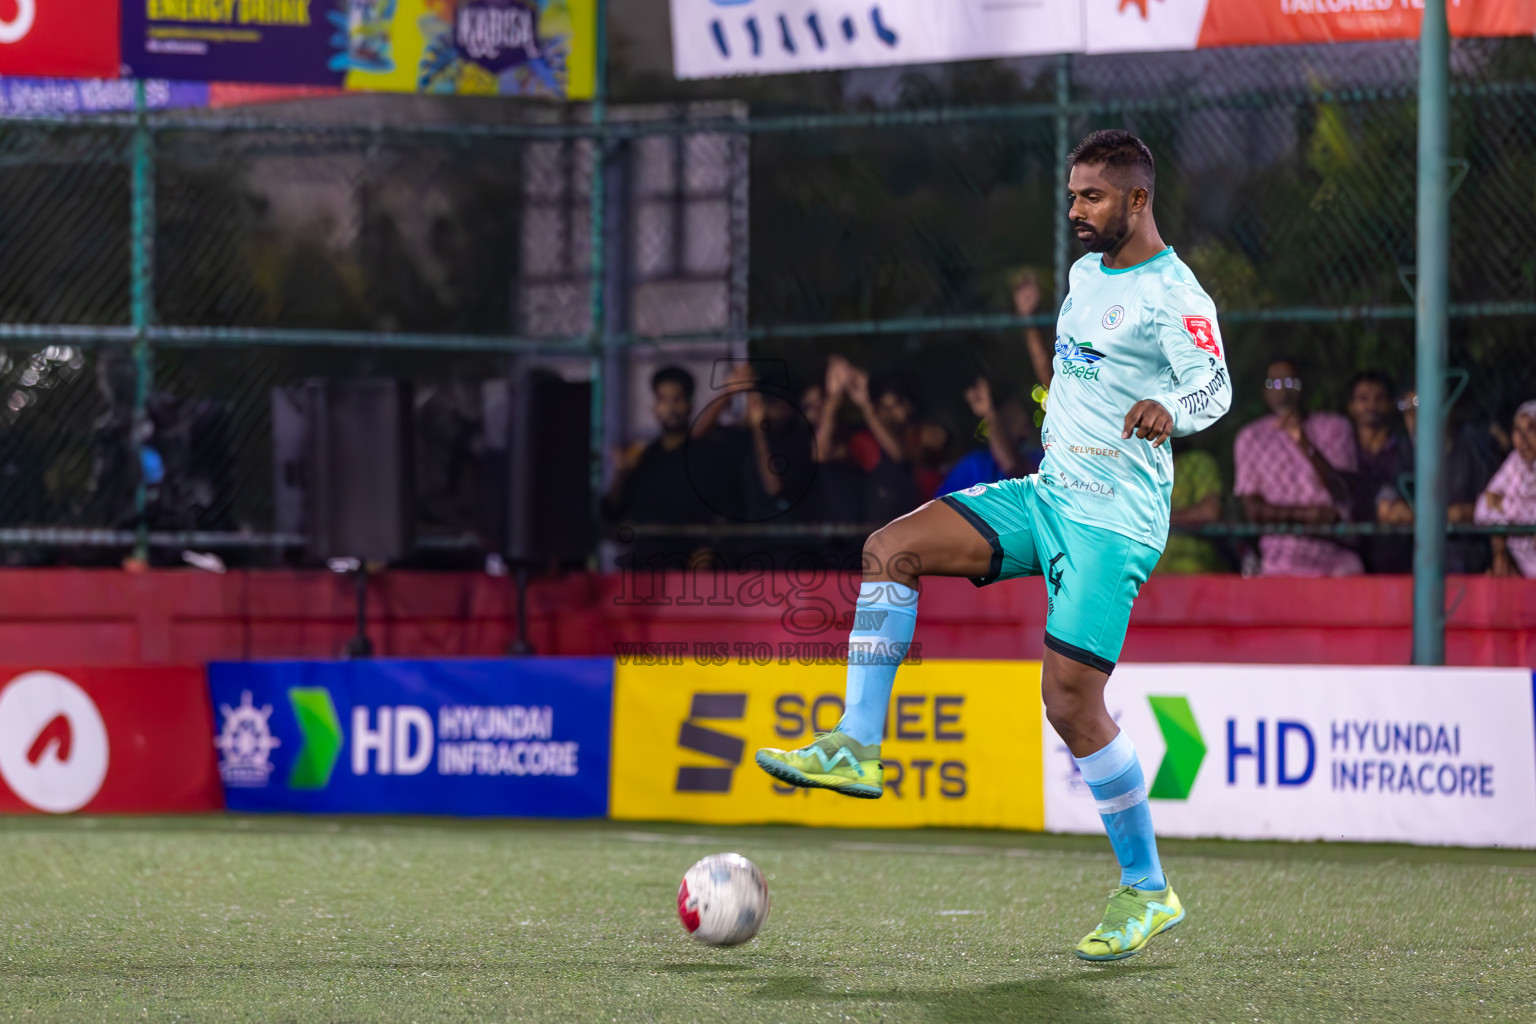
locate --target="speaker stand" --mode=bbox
[508,561,535,657]
[344,562,374,659]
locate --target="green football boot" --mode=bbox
[1073,879,1185,961]
[754,731,884,799]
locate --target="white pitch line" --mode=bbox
[615,830,1103,861]
[830,840,1053,858]
[618,831,715,845]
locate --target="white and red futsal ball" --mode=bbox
[676,853,770,946]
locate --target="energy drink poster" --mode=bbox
[121,0,595,98]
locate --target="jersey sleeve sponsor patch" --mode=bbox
[1183,315,1220,357]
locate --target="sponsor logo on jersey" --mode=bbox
[1055,335,1106,382]
[1184,315,1220,357]
[1102,305,1126,330]
[1054,471,1117,500]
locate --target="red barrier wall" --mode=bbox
[0,569,1531,667]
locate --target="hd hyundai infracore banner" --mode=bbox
[1042,665,1536,848]
[208,658,613,817]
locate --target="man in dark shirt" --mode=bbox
[1379,387,1502,574]
[603,366,717,565]
[1347,371,1414,573]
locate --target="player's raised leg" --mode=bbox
[753,499,992,798]
[1043,650,1183,960]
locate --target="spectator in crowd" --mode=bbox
[818,356,923,523]
[1475,400,1536,577]
[1014,268,1054,392]
[1233,358,1363,576]
[1154,448,1228,574]
[690,363,821,525]
[797,373,866,558]
[940,376,1044,494]
[912,418,955,501]
[602,365,717,564]
[1377,387,1501,574]
[1346,371,1415,573]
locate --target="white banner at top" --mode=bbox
[671,0,1536,79]
[669,0,1087,80]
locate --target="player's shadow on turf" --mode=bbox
[751,970,1174,1022]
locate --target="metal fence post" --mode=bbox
[1054,54,1072,307]
[1412,0,1450,666]
[587,0,610,566]
[130,80,155,565]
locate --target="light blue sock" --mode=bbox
[837,581,918,746]
[1074,731,1167,891]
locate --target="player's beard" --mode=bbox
[1074,198,1132,254]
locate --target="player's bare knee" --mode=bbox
[862,525,921,583]
[1042,669,1103,735]
[1043,693,1089,743]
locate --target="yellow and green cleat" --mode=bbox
[754,731,884,799]
[1074,880,1185,961]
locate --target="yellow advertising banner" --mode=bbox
[611,660,1043,829]
[342,0,595,100]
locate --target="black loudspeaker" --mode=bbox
[481,370,592,564]
[272,379,414,563]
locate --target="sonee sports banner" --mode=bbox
[209,658,612,817]
[610,659,1044,829]
[1043,664,1536,849]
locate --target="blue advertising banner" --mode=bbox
[209,658,612,817]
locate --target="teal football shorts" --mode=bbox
[939,475,1161,673]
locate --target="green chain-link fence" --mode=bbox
[0,37,1534,569]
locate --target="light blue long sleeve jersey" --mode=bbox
[1036,247,1232,551]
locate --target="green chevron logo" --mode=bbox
[1147,695,1206,800]
[287,687,342,791]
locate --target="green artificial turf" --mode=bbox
[0,816,1532,1022]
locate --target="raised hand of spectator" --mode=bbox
[825,355,854,398]
[745,390,766,430]
[692,361,758,439]
[725,361,756,391]
[845,366,873,411]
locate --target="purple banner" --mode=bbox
[0,78,210,117]
[121,0,348,85]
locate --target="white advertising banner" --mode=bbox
[669,0,1086,80]
[671,1,1536,79]
[1043,665,1536,849]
